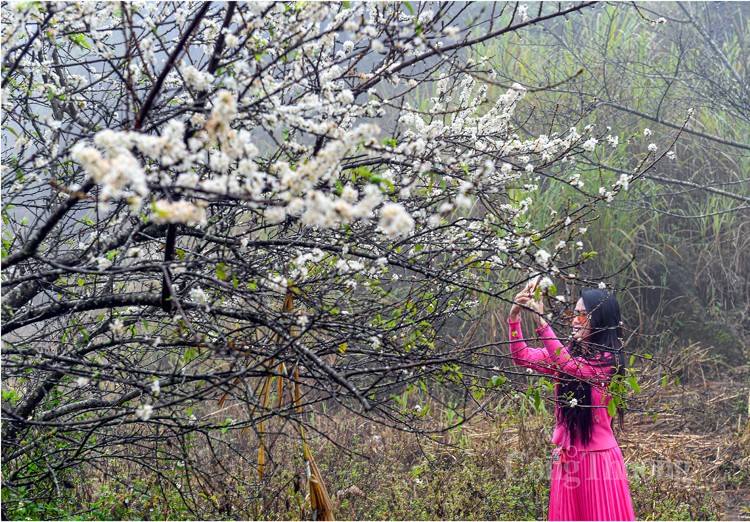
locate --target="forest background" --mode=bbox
[1,2,748,520]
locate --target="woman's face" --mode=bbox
[571,298,591,341]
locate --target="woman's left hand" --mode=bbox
[528,294,544,315]
[526,284,547,328]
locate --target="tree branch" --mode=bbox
[134,2,212,130]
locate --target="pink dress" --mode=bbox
[508,318,635,521]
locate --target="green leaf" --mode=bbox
[626,376,641,394]
[69,33,91,50]
[184,347,198,364]
[216,262,228,281]
[607,398,618,417]
[489,375,507,388]
[582,250,598,261]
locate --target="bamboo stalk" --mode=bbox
[294,358,334,520]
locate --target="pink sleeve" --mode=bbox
[507,318,556,375]
[537,324,612,381]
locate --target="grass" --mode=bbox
[7,356,745,521]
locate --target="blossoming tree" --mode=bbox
[1,1,660,516]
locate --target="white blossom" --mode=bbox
[615,174,631,190]
[582,137,598,152]
[151,200,207,224]
[182,65,214,91]
[538,277,554,291]
[95,256,112,270]
[442,26,460,39]
[518,5,529,22]
[224,34,239,49]
[535,249,551,267]
[135,404,154,421]
[110,319,125,335]
[189,287,209,304]
[379,203,415,238]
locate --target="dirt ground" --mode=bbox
[619,376,750,520]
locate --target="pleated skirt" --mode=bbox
[548,445,635,521]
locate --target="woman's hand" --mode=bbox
[509,287,533,321]
[528,293,544,315]
[509,283,547,329]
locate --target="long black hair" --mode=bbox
[556,289,626,447]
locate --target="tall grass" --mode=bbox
[473,3,750,359]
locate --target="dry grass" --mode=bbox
[11,347,749,521]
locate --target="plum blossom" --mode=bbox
[615,174,632,190]
[439,23,460,39]
[518,5,529,22]
[71,141,148,207]
[538,277,554,291]
[379,203,415,238]
[189,287,209,305]
[135,404,154,421]
[110,319,125,335]
[535,249,551,267]
[151,200,207,224]
[582,138,598,152]
[182,65,214,91]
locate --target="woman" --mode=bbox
[507,285,635,521]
